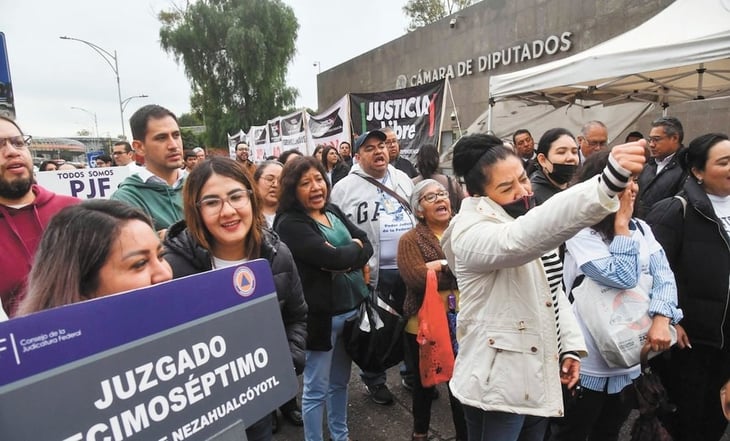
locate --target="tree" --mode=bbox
[159,0,299,147]
[177,111,203,128]
[403,0,473,31]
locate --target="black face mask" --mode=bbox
[501,194,536,218]
[546,162,578,185]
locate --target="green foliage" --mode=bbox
[403,0,473,31]
[159,0,299,146]
[181,128,204,150]
[177,112,203,128]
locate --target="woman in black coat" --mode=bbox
[164,157,307,441]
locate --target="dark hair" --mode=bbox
[278,148,304,164]
[651,116,684,143]
[39,160,57,171]
[0,115,24,136]
[278,156,331,214]
[536,128,575,157]
[129,104,178,142]
[452,133,516,196]
[339,141,351,148]
[114,141,133,153]
[18,200,153,315]
[416,144,440,178]
[321,145,341,171]
[183,157,264,259]
[312,145,324,157]
[512,129,532,144]
[625,131,644,142]
[254,160,284,181]
[680,133,729,177]
[96,154,112,164]
[575,150,618,240]
[183,149,197,160]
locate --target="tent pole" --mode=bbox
[487,98,494,133]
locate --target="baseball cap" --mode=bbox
[353,129,387,154]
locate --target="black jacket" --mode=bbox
[392,156,418,179]
[530,168,562,205]
[163,222,308,374]
[274,203,373,351]
[637,148,688,218]
[330,162,351,187]
[645,178,730,349]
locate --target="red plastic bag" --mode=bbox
[417,269,455,387]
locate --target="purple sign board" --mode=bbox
[0,259,297,440]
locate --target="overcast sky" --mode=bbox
[2,0,408,138]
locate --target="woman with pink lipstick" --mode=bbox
[163,156,307,441]
[274,156,373,441]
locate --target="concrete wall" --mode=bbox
[318,0,730,145]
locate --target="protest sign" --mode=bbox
[35,166,131,199]
[0,259,297,441]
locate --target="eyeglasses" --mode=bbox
[197,189,252,215]
[260,175,279,186]
[584,139,608,148]
[384,139,398,146]
[648,136,667,144]
[419,190,449,204]
[0,135,32,151]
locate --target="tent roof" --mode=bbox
[489,0,730,108]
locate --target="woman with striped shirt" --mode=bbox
[441,134,648,441]
[549,150,682,441]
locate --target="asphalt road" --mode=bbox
[272,366,638,441]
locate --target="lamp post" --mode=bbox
[121,94,149,113]
[60,36,125,138]
[71,106,99,139]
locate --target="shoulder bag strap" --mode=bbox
[358,174,412,212]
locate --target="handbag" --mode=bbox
[343,288,405,372]
[630,344,676,441]
[572,273,676,368]
[416,269,454,387]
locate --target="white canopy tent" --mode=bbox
[483,0,730,133]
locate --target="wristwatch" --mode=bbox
[440,259,448,272]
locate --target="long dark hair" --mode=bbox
[321,145,341,171]
[452,133,517,196]
[278,156,331,214]
[680,133,729,179]
[183,156,264,259]
[416,144,440,178]
[18,200,153,315]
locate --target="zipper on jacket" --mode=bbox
[518,320,530,401]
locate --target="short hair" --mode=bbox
[114,141,132,153]
[253,160,284,181]
[278,148,304,164]
[680,133,729,175]
[652,116,684,143]
[183,149,197,160]
[0,115,23,136]
[512,129,532,144]
[278,156,330,214]
[416,144,440,178]
[410,178,446,221]
[536,128,576,157]
[18,200,153,315]
[192,147,205,154]
[236,141,249,149]
[339,141,351,148]
[129,105,178,142]
[625,131,644,142]
[580,120,607,137]
[183,157,264,259]
[452,133,517,196]
[96,154,112,164]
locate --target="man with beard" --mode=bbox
[235,141,256,176]
[111,105,185,232]
[0,116,78,317]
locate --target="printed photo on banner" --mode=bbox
[308,95,351,154]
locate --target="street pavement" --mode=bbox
[272,365,637,441]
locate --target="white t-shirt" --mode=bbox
[376,173,415,269]
[212,256,249,269]
[708,193,730,237]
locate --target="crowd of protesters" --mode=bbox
[2,106,730,441]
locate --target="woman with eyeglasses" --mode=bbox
[163,157,307,441]
[274,156,373,441]
[530,128,581,205]
[254,160,284,228]
[397,179,467,441]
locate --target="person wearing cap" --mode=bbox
[330,129,416,405]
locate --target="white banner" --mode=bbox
[307,95,351,154]
[279,110,309,155]
[248,125,269,162]
[227,129,246,159]
[35,167,131,200]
